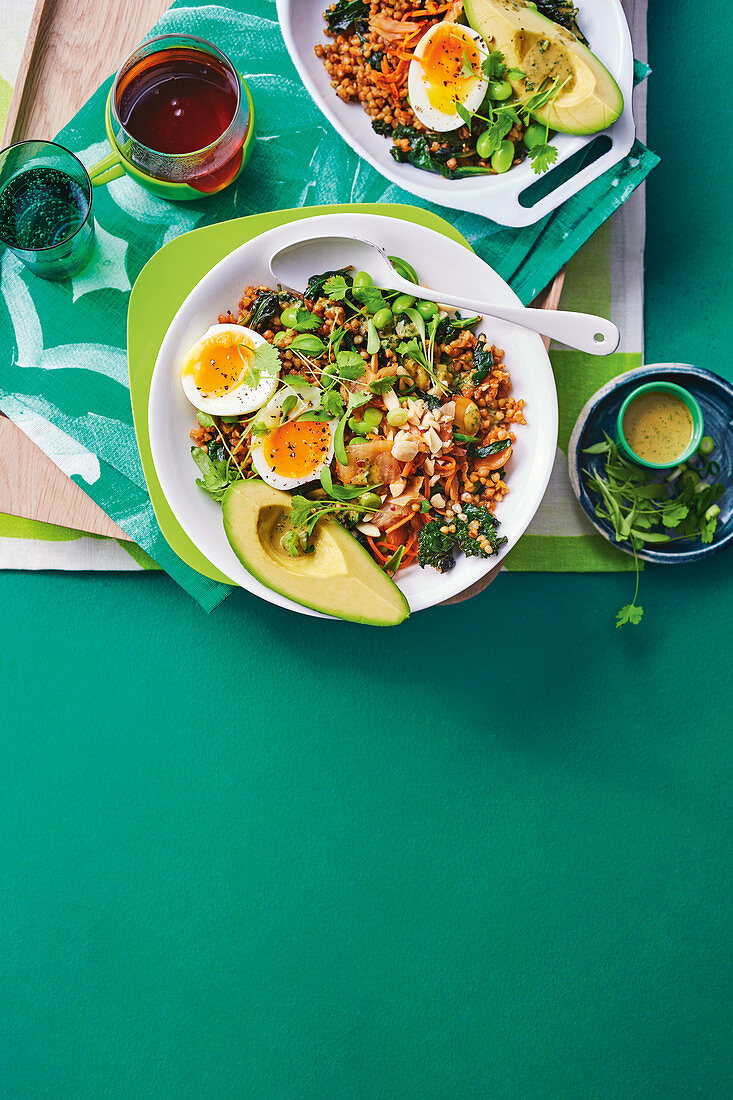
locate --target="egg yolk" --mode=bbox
[419,25,481,115]
[264,418,332,480]
[184,334,254,398]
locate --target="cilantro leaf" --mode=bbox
[481,50,506,81]
[616,603,644,628]
[352,285,387,313]
[321,389,346,417]
[369,376,396,394]
[305,268,351,301]
[191,446,238,502]
[287,307,321,332]
[528,142,558,174]
[323,274,349,301]
[335,349,366,379]
[460,48,474,78]
[248,341,280,379]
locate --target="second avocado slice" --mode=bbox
[464,0,623,135]
[222,480,410,626]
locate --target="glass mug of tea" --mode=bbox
[88,34,255,200]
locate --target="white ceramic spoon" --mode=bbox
[270,235,620,356]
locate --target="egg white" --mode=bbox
[407,23,489,133]
[250,380,338,491]
[180,324,280,416]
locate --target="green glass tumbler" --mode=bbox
[0,140,95,280]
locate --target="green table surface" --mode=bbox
[2,7,731,1098]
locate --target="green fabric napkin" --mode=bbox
[0,0,658,607]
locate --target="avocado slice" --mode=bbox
[222,480,410,626]
[463,0,623,135]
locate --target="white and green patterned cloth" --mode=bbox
[0,0,656,606]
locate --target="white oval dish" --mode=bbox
[148,212,558,619]
[276,0,635,228]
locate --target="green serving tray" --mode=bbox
[127,203,473,584]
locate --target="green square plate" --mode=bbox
[127,203,473,584]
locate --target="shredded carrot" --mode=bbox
[377,57,409,83]
[386,514,412,535]
[403,4,448,16]
[367,536,389,564]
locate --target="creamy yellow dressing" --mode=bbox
[623,390,693,464]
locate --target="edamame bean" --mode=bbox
[392,294,416,314]
[279,306,300,327]
[475,130,496,160]
[491,140,514,174]
[358,491,382,510]
[699,436,715,456]
[373,307,393,330]
[352,271,374,289]
[362,406,383,427]
[289,334,326,355]
[523,122,546,150]
[349,417,371,436]
[489,80,512,101]
[386,408,409,428]
[388,255,419,284]
[416,299,438,320]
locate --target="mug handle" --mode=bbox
[89,148,125,186]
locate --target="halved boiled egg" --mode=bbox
[408,22,488,133]
[251,380,338,491]
[180,324,280,416]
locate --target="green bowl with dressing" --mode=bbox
[616,381,704,469]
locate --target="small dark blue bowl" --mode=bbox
[568,363,733,564]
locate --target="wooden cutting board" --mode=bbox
[0,0,564,564]
[0,0,170,538]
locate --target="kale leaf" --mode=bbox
[325,0,369,35]
[246,290,280,332]
[472,340,494,384]
[417,503,507,571]
[474,439,511,458]
[416,521,456,573]
[385,124,496,180]
[367,49,384,71]
[435,314,481,344]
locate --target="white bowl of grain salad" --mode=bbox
[148,211,557,618]
[277,0,635,227]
